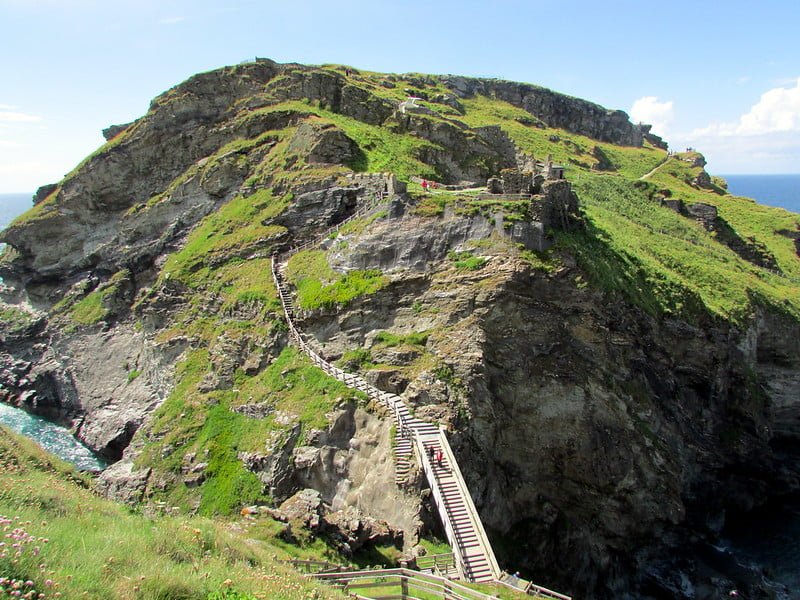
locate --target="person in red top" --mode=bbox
[421,179,429,192]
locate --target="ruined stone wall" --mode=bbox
[346,173,407,197]
[530,180,580,229]
[499,168,533,194]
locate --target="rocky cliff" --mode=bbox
[1,59,799,599]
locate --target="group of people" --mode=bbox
[420,179,438,192]
[427,445,445,468]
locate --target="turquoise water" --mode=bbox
[0,403,106,471]
[0,192,107,471]
[722,174,800,213]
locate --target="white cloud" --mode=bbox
[679,78,800,173]
[0,110,41,123]
[692,77,800,137]
[630,96,674,137]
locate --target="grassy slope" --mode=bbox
[0,428,344,600]
[449,93,799,322]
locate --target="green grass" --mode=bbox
[241,101,437,180]
[0,428,343,600]
[286,249,388,310]
[374,330,430,347]
[161,189,289,285]
[417,536,451,556]
[458,94,667,178]
[136,346,365,515]
[0,304,37,335]
[53,269,132,327]
[448,250,488,271]
[67,288,112,325]
[561,173,800,321]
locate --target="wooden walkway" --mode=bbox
[272,252,498,583]
[270,193,569,597]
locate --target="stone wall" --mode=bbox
[499,168,533,194]
[529,180,580,230]
[345,172,407,197]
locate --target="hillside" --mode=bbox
[0,58,798,598]
[0,426,345,599]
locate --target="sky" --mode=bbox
[1,0,799,193]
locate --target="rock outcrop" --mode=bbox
[0,58,797,600]
[441,76,646,146]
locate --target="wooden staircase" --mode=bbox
[272,250,500,583]
[269,193,568,593]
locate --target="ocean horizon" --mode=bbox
[721,173,800,214]
[0,192,33,230]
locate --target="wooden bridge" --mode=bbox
[270,193,570,597]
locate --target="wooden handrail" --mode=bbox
[270,191,571,599]
[436,426,501,580]
[310,568,500,600]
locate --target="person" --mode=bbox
[421,179,429,193]
[435,449,443,467]
[428,445,435,462]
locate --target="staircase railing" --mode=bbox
[269,192,570,598]
[309,567,499,600]
[284,191,388,257]
[437,426,501,580]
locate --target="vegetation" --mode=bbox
[0,304,37,335]
[286,249,388,310]
[562,168,799,322]
[0,427,342,600]
[3,63,798,600]
[374,330,430,348]
[448,250,488,271]
[161,189,288,286]
[135,346,364,516]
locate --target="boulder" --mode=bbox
[288,121,358,165]
[277,488,325,529]
[95,460,150,505]
[685,202,718,231]
[102,122,133,141]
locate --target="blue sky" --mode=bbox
[1,0,799,193]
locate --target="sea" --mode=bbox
[722,174,800,214]
[0,192,109,471]
[0,403,106,471]
[0,192,33,230]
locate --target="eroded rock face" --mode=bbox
[240,401,422,540]
[0,58,794,599]
[300,246,800,598]
[269,488,405,555]
[441,76,645,146]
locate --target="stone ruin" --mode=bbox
[345,172,407,198]
[485,156,565,196]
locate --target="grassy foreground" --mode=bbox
[0,428,344,600]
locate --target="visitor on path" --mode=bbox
[428,445,435,462]
[435,448,443,467]
[421,179,429,193]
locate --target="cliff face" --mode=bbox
[1,59,799,599]
[299,212,800,596]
